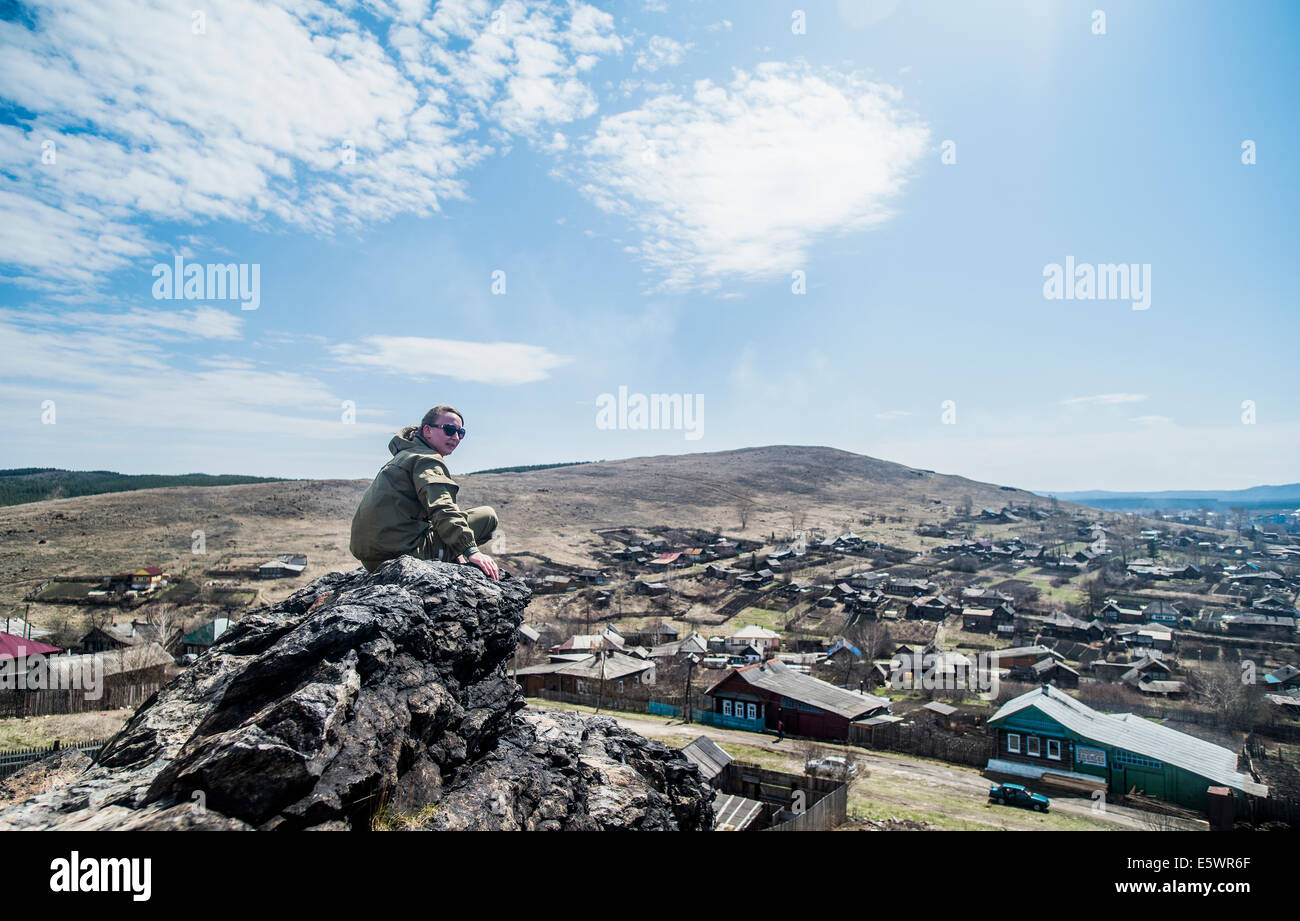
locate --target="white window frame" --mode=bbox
[723,700,733,717]
[1007,733,1021,754]
[1047,739,1062,761]
[1027,736,1041,757]
[746,703,757,720]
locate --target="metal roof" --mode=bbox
[713,792,765,831]
[720,660,890,720]
[730,625,780,639]
[989,685,1265,795]
[681,736,732,781]
[922,701,958,716]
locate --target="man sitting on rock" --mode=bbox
[350,404,500,581]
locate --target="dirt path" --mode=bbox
[538,703,1206,831]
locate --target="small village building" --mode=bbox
[621,623,679,647]
[704,660,890,740]
[906,594,959,621]
[725,625,780,656]
[101,566,168,594]
[681,736,733,788]
[991,645,1055,669]
[987,685,1266,811]
[1028,657,1080,689]
[256,555,307,579]
[648,632,708,663]
[181,618,231,656]
[513,651,655,696]
[80,619,181,654]
[0,632,63,682]
[1264,665,1300,691]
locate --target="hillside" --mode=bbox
[0,468,290,507]
[0,445,1083,623]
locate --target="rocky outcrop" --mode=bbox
[0,558,713,830]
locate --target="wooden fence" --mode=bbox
[767,783,848,832]
[0,739,107,779]
[850,721,993,768]
[0,679,161,718]
[527,686,710,715]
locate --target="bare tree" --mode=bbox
[1186,661,1268,733]
[737,498,756,530]
[142,602,183,653]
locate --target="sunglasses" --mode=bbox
[429,423,467,439]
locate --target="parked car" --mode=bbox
[805,756,858,780]
[988,783,1050,812]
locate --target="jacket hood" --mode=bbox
[388,432,439,457]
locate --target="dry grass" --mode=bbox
[0,709,132,750]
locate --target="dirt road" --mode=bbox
[539,703,1205,832]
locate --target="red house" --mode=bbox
[704,660,890,741]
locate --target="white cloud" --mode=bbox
[0,308,387,439]
[706,20,733,32]
[1061,393,1148,406]
[0,0,624,291]
[634,35,692,72]
[875,410,912,420]
[329,335,571,385]
[566,62,930,292]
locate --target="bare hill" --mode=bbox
[0,445,1059,617]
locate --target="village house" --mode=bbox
[513,651,656,696]
[80,619,181,654]
[1263,664,1300,691]
[647,552,683,572]
[906,594,960,621]
[548,627,626,658]
[725,625,780,656]
[620,622,679,648]
[704,659,891,740]
[1221,613,1296,639]
[884,577,937,598]
[257,555,307,578]
[180,618,231,657]
[991,644,1056,669]
[100,566,169,595]
[987,684,1266,811]
[648,632,708,664]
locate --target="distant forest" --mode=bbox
[0,468,289,506]
[469,461,592,475]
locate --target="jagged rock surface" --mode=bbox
[0,558,714,830]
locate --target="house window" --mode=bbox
[1007,733,1020,753]
[1026,736,1040,757]
[1047,739,1062,760]
[746,703,757,720]
[723,700,733,717]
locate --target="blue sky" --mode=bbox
[1,0,1297,491]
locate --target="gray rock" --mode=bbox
[0,558,713,831]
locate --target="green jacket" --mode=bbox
[349,432,478,564]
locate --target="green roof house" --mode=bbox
[987,685,1266,812]
[182,618,231,656]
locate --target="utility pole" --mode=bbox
[595,649,606,715]
[684,654,695,724]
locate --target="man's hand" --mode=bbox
[465,550,500,581]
